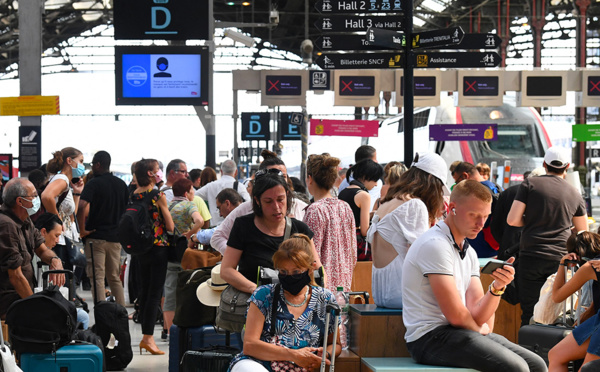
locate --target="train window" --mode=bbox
[481,124,538,157]
[396,109,430,133]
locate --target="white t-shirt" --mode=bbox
[401,221,480,343]
[48,174,76,244]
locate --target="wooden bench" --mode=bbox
[325,349,360,372]
[349,304,409,358]
[361,357,478,372]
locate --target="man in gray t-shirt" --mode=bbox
[508,146,587,327]
[402,180,546,371]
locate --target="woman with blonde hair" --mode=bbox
[228,234,341,372]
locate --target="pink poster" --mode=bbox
[310,119,379,137]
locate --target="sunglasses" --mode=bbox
[255,168,284,179]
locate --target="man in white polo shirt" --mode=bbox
[402,180,547,372]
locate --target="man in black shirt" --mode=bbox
[77,151,129,306]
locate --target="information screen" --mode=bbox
[115,46,209,106]
[463,76,499,96]
[0,154,12,183]
[265,76,302,96]
[339,76,375,96]
[401,76,436,96]
[588,76,600,97]
[526,76,562,97]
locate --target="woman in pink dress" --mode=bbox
[304,154,357,293]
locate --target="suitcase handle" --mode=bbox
[42,270,75,301]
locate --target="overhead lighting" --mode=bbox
[242,1,251,5]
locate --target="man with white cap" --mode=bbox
[507,146,588,327]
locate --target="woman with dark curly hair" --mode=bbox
[367,152,449,308]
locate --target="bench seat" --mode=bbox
[361,357,479,372]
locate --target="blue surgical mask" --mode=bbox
[71,162,85,178]
[21,196,41,216]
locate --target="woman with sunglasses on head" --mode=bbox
[131,159,175,356]
[228,234,341,372]
[220,169,316,296]
[304,154,356,293]
[548,231,600,371]
[210,150,310,254]
[338,158,384,261]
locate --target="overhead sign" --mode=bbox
[0,95,60,116]
[412,27,464,49]
[238,147,264,160]
[280,113,302,141]
[265,75,302,96]
[19,126,42,172]
[309,70,331,90]
[463,76,499,96]
[339,76,376,96]
[113,0,208,40]
[310,118,379,137]
[315,34,398,51]
[316,16,403,32]
[429,124,498,141]
[315,0,406,13]
[316,52,403,69]
[400,76,437,96]
[241,113,270,141]
[441,33,502,50]
[366,27,405,49]
[412,52,500,68]
[572,124,600,142]
[588,76,600,97]
[591,148,600,158]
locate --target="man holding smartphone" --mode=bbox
[402,180,546,371]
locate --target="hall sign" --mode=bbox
[113,0,208,40]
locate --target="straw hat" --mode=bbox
[196,265,228,307]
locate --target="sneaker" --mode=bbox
[161,328,168,341]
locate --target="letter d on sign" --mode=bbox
[151,6,171,30]
[249,120,262,134]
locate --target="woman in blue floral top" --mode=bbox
[229,234,341,372]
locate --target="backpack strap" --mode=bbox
[270,284,281,337]
[233,181,239,192]
[168,200,184,212]
[283,217,292,240]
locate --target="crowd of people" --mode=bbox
[1,143,599,371]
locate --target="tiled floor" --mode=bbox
[82,288,170,371]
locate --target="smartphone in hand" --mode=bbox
[481,260,513,275]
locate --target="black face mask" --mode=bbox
[278,270,311,295]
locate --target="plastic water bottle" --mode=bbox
[335,286,350,349]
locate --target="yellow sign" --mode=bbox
[0,95,60,116]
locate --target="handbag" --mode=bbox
[173,267,217,328]
[167,227,189,264]
[216,217,292,333]
[181,248,222,270]
[533,271,577,325]
[0,321,22,372]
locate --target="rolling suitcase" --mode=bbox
[169,324,243,372]
[20,342,103,372]
[518,260,581,364]
[180,346,240,372]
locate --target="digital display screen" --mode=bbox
[588,76,600,97]
[401,76,436,96]
[526,76,562,97]
[0,154,12,183]
[339,76,375,96]
[115,46,209,106]
[265,76,302,96]
[463,76,499,97]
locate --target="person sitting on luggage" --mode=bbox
[548,231,600,370]
[35,212,89,329]
[0,178,65,319]
[228,234,341,372]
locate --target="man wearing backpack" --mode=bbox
[0,178,65,318]
[77,151,129,306]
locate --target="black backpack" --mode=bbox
[92,301,133,371]
[118,189,159,255]
[6,285,77,354]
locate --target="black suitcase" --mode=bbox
[180,345,240,372]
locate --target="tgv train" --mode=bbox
[308,95,551,186]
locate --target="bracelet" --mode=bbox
[559,263,566,266]
[326,351,331,360]
[73,193,81,196]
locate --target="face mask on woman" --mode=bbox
[278,270,311,295]
[152,170,164,184]
[21,196,41,216]
[71,162,85,178]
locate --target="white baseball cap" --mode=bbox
[544,146,570,168]
[411,152,451,196]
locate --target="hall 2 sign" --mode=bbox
[113,0,209,40]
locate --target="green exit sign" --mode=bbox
[572,124,600,142]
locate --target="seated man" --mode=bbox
[0,178,65,319]
[402,180,547,372]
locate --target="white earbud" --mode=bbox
[452,208,456,215]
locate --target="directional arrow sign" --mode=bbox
[315,0,406,14]
[315,34,398,51]
[366,27,405,49]
[412,52,501,68]
[315,15,404,32]
[316,52,403,69]
[412,27,464,49]
[438,33,502,50]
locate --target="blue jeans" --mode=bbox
[407,325,547,372]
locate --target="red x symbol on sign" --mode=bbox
[465,80,477,93]
[267,80,279,92]
[341,80,353,92]
[589,79,600,94]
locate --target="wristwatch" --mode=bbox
[489,281,505,296]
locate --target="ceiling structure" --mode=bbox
[0,0,599,76]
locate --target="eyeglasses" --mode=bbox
[175,170,188,175]
[20,194,38,199]
[255,168,284,179]
[278,270,307,279]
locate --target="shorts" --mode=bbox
[163,262,182,312]
[572,312,600,356]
